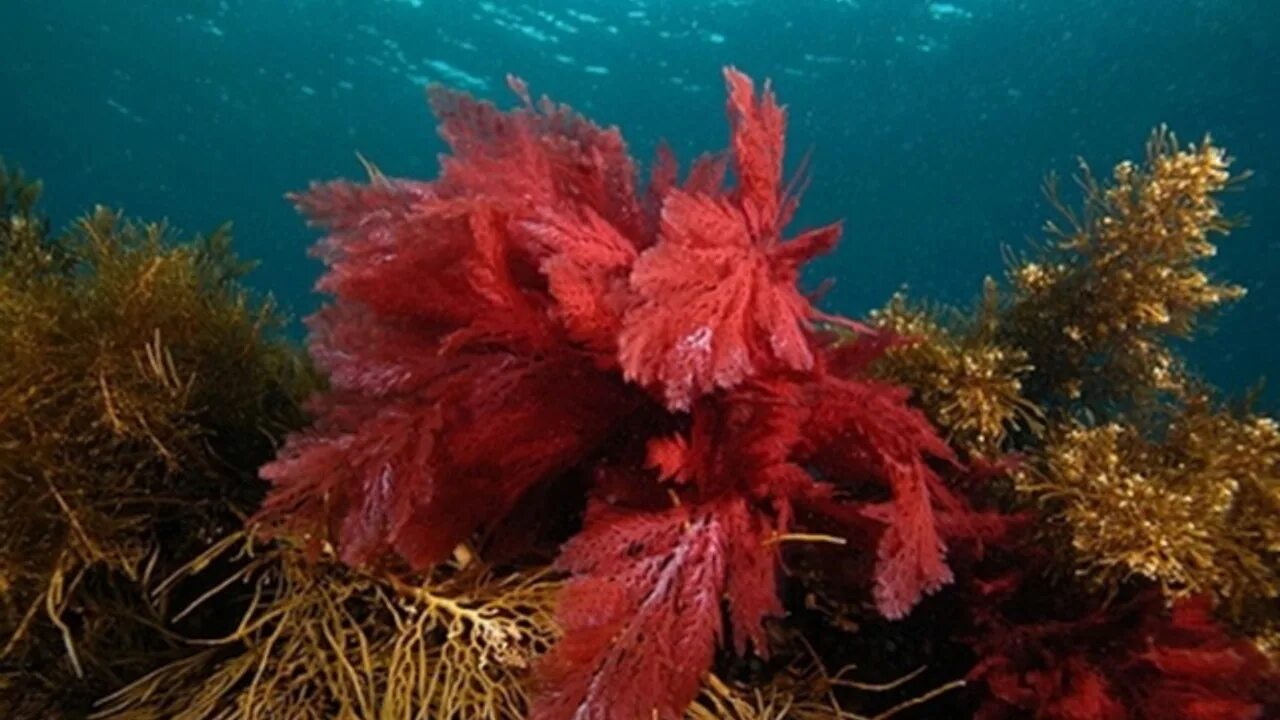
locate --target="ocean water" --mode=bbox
[2,0,1276,402]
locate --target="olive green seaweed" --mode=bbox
[0,159,312,717]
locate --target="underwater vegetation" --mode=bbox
[869,127,1280,619]
[0,161,312,717]
[93,533,560,720]
[867,287,1040,459]
[1,67,1277,720]
[251,67,1008,720]
[1002,128,1247,412]
[1025,398,1280,613]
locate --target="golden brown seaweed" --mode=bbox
[1000,126,1245,414]
[0,163,311,716]
[95,534,558,720]
[1018,394,1279,616]
[867,284,1041,458]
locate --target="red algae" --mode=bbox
[258,68,992,718]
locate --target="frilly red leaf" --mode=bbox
[617,68,839,411]
[533,497,772,720]
[646,434,694,484]
[860,457,954,619]
[723,507,782,657]
[619,188,839,410]
[801,372,961,618]
[518,205,638,359]
[429,80,647,243]
[261,345,632,568]
[724,66,786,234]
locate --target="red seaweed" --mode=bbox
[258,67,1026,718]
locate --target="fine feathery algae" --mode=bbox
[0,160,312,717]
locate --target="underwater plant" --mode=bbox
[4,66,1277,720]
[684,659,964,720]
[95,533,559,720]
[866,125,1278,641]
[930,130,1280,718]
[870,127,1245,453]
[0,161,311,717]
[1000,126,1246,413]
[966,579,1275,720]
[955,129,1280,648]
[256,68,1006,720]
[1018,394,1280,617]
[867,286,1040,458]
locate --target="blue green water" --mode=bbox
[2,0,1276,402]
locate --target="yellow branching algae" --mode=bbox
[872,128,1241,441]
[869,129,1277,658]
[686,660,965,720]
[95,534,559,720]
[985,130,1278,633]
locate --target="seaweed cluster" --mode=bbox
[1,71,1277,720]
[868,125,1280,714]
[870,128,1278,612]
[0,161,311,717]
[1002,126,1246,410]
[1025,398,1280,611]
[868,286,1040,458]
[96,534,559,720]
[241,68,1006,719]
[998,131,1278,634]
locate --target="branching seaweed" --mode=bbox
[867,285,1041,457]
[686,658,965,720]
[1000,126,1245,414]
[1018,393,1280,616]
[95,533,558,720]
[0,161,312,715]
